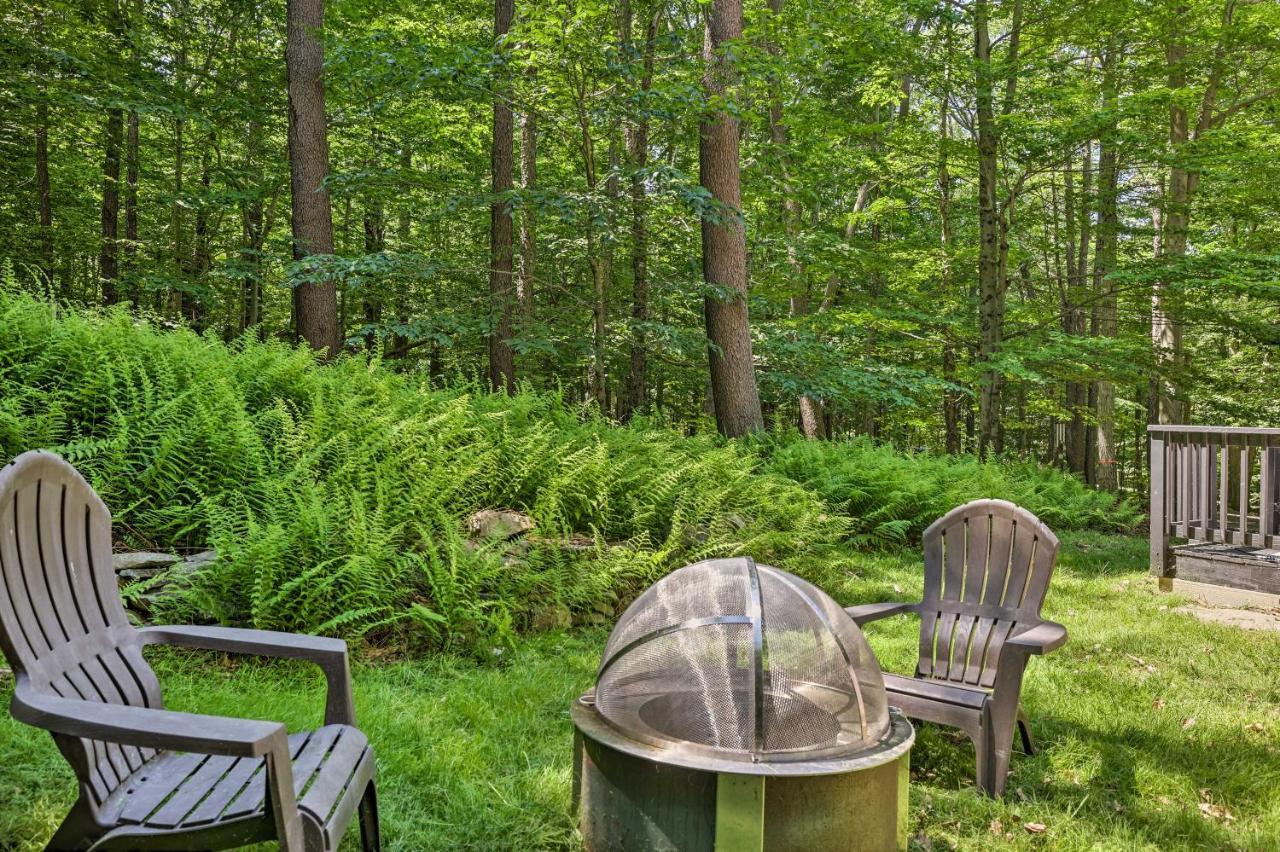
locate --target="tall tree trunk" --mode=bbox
[1061,154,1087,475]
[124,110,139,300]
[241,197,264,334]
[98,0,124,306]
[170,21,186,318]
[189,130,213,329]
[974,0,1001,458]
[361,129,385,352]
[363,196,385,351]
[1154,7,1196,424]
[701,0,763,437]
[1095,48,1120,490]
[766,0,824,438]
[518,66,537,323]
[389,145,412,358]
[286,0,341,356]
[489,0,516,393]
[621,2,659,422]
[937,15,960,454]
[123,0,141,303]
[35,71,54,295]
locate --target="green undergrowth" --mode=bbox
[1,534,1276,850]
[762,438,1140,547]
[0,288,1134,653]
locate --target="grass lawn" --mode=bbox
[2,533,1278,850]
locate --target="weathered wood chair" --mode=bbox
[0,451,379,851]
[846,499,1067,796]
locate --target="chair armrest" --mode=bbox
[10,679,287,758]
[1005,620,1068,655]
[843,601,916,627]
[140,625,356,726]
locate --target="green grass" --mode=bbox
[3,534,1279,850]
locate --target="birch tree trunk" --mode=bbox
[974,0,1001,457]
[518,66,537,323]
[1094,47,1120,490]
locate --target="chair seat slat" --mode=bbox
[146,753,241,828]
[300,732,370,825]
[222,730,313,820]
[182,755,260,825]
[883,673,987,710]
[118,752,208,824]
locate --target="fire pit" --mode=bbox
[572,556,913,852]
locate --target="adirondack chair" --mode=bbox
[0,451,379,851]
[846,499,1067,797]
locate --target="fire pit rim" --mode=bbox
[572,696,914,777]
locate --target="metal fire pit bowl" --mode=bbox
[571,557,914,852]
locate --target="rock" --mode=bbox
[181,550,218,572]
[467,509,535,541]
[113,551,180,579]
[532,603,572,632]
[561,533,596,552]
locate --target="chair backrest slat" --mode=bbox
[0,452,164,806]
[916,499,1059,688]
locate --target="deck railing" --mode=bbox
[1149,425,1280,575]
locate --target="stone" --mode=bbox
[113,551,180,579]
[467,509,535,541]
[181,550,218,572]
[532,603,572,632]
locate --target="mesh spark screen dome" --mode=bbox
[593,557,891,763]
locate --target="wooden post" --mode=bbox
[1150,430,1172,577]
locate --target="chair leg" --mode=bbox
[972,727,995,797]
[44,798,99,852]
[1017,706,1037,755]
[975,703,1017,798]
[358,782,381,852]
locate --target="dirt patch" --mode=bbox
[1177,606,1280,633]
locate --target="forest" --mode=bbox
[2,0,1280,487]
[3,2,1280,847]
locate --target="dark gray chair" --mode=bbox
[846,499,1067,796]
[0,451,379,851]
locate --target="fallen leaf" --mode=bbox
[1246,722,1265,734]
[989,819,1004,835]
[1153,698,1166,710]
[1198,802,1234,822]
[1181,716,1197,730]
[1024,822,1047,834]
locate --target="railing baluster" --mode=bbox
[1192,437,1203,537]
[1219,443,1229,543]
[1150,431,1169,577]
[1260,446,1274,544]
[1179,439,1191,539]
[1237,444,1250,546]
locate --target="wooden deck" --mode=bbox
[1150,426,1280,603]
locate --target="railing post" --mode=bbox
[1261,446,1275,544]
[1150,430,1172,578]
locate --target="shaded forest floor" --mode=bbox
[2,534,1278,851]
